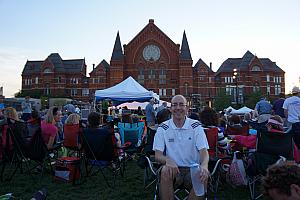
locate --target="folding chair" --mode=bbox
[204,128,231,194]
[148,158,213,200]
[136,126,157,189]
[248,130,294,200]
[81,126,125,187]
[27,120,40,138]
[140,154,160,190]
[117,121,145,154]
[2,118,53,182]
[0,123,11,182]
[225,124,249,136]
[63,124,82,157]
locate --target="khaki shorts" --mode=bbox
[174,167,192,190]
[158,166,192,190]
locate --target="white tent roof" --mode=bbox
[231,106,253,114]
[115,100,171,110]
[225,106,237,112]
[95,76,159,102]
[115,101,149,110]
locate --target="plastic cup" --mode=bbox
[190,163,205,196]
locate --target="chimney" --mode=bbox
[92,64,95,70]
[209,62,212,70]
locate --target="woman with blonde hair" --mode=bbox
[41,106,60,150]
[65,113,80,125]
[4,107,19,121]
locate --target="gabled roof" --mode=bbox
[22,53,85,75]
[126,19,178,49]
[48,53,63,69]
[180,31,192,60]
[111,31,123,60]
[89,59,110,75]
[215,50,284,75]
[99,59,110,69]
[259,58,284,73]
[194,58,214,72]
[239,50,255,69]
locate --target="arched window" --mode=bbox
[43,68,52,73]
[251,65,261,71]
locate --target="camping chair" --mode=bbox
[81,126,125,187]
[204,128,231,194]
[27,120,40,138]
[0,123,11,182]
[136,126,158,189]
[63,124,82,157]
[225,124,249,136]
[139,154,185,200]
[147,156,217,200]
[117,121,145,154]
[247,130,294,200]
[2,118,53,182]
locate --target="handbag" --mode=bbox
[227,151,248,186]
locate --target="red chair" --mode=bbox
[204,128,219,159]
[204,127,231,193]
[63,124,82,157]
[225,124,249,136]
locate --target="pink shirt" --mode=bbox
[41,120,57,145]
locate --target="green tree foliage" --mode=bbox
[213,88,232,111]
[244,91,262,109]
[15,90,43,98]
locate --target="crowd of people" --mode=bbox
[0,88,299,200]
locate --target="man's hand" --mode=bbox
[199,166,210,183]
[165,158,180,178]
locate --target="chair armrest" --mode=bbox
[122,141,132,148]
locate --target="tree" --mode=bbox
[244,91,262,109]
[213,88,232,111]
[15,89,43,99]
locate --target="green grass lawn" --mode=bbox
[0,159,261,200]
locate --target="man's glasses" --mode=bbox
[171,103,187,108]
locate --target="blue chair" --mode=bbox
[117,122,144,152]
[82,127,124,187]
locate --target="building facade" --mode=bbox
[215,51,285,104]
[21,19,285,106]
[22,53,89,101]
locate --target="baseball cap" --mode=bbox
[292,86,300,94]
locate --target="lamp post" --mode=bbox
[233,68,238,107]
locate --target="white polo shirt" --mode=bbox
[283,96,300,123]
[153,117,209,167]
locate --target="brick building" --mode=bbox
[215,50,285,104]
[21,19,285,106]
[22,53,89,101]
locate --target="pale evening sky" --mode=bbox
[0,0,299,97]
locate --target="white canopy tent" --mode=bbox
[115,100,171,110]
[95,76,159,102]
[231,106,253,114]
[224,106,237,112]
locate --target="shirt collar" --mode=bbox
[170,117,189,130]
